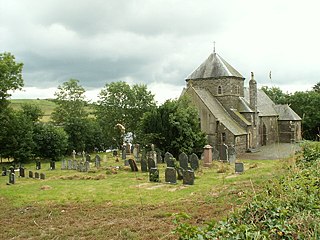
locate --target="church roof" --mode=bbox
[244,89,278,116]
[186,53,244,80]
[191,87,247,136]
[274,105,301,121]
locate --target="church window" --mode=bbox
[235,85,240,95]
[222,132,226,142]
[217,86,222,95]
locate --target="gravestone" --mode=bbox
[40,173,45,180]
[189,153,199,170]
[78,162,84,172]
[86,154,91,162]
[235,162,244,173]
[68,159,73,170]
[157,152,163,164]
[133,144,140,159]
[128,159,139,172]
[220,144,228,162]
[2,167,7,176]
[82,151,86,161]
[50,161,56,170]
[141,149,146,162]
[121,145,126,160]
[19,167,25,177]
[166,157,176,168]
[124,159,129,166]
[85,161,90,172]
[140,158,148,172]
[228,146,237,164]
[29,171,33,178]
[165,167,176,184]
[34,172,40,179]
[72,150,76,160]
[9,173,15,184]
[36,161,41,170]
[164,152,173,164]
[203,145,213,167]
[95,155,101,168]
[126,143,131,154]
[176,167,184,180]
[183,170,195,185]
[179,152,189,170]
[149,168,159,182]
[61,160,67,170]
[113,150,118,157]
[73,160,78,170]
[147,158,156,170]
[9,166,14,174]
[212,147,220,160]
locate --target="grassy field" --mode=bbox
[0,153,284,239]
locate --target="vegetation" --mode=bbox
[175,141,320,239]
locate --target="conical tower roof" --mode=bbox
[186,52,244,80]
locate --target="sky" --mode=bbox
[1,0,319,104]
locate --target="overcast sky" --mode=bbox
[1,0,319,104]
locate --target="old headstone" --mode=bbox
[189,153,199,170]
[157,152,163,164]
[61,160,67,170]
[19,167,25,177]
[176,167,184,180]
[228,146,236,164]
[73,160,78,170]
[68,159,73,170]
[82,151,86,161]
[86,154,91,162]
[179,152,189,170]
[183,170,195,185]
[122,145,126,160]
[133,144,140,159]
[9,172,15,184]
[36,161,41,170]
[149,168,159,182]
[95,155,101,168]
[126,142,131,154]
[220,144,228,162]
[212,147,220,160]
[235,162,244,173]
[147,151,157,165]
[9,166,14,174]
[85,161,90,172]
[203,145,213,167]
[128,159,139,172]
[78,162,84,172]
[29,171,33,178]
[40,173,45,180]
[50,161,56,170]
[166,157,176,168]
[164,152,173,164]
[34,172,40,179]
[140,158,148,172]
[141,149,146,162]
[113,150,118,157]
[165,167,177,184]
[147,158,156,170]
[2,167,7,176]
[72,150,76,160]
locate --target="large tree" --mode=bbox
[138,96,207,157]
[96,81,156,148]
[261,86,289,104]
[0,52,24,108]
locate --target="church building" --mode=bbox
[181,50,302,153]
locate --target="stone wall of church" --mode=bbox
[278,120,302,143]
[259,116,279,145]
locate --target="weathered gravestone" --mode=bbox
[9,172,15,184]
[166,157,176,168]
[29,171,33,178]
[19,167,25,177]
[220,144,228,162]
[147,158,156,170]
[86,154,91,162]
[36,161,41,170]
[34,172,40,179]
[68,160,73,170]
[124,159,129,166]
[183,170,195,185]
[140,158,148,172]
[78,162,84,172]
[85,161,90,172]
[235,162,244,173]
[121,146,126,160]
[61,160,67,170]
[228,146,236,164]
[157,152,163,164]
[95,155,101,168]
[149,168,159,182]
[72,150,76,160]
[113,150,118,157]
[176,167,184,180]
[203,145,213,167]
[9,166,14,174]
[40,173,45,180]
[179,152,189,170]
[2,167,7,176]
[165,167,176,184]
[73,160,78,170]
[126,143,131,154]
[128,159,139,172]
[164,152,173,164]
[50,161,55,170]
[133,144,140,160]
[189,153,199,170]
[212,147,220,161]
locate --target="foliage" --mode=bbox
[138,96,206,157]
[20,103,44,122]
[174,141,320,239]
[261,86,289,104]
[313,82,320,93]
[33,123,68,161]
[0,52,24,108]
[96,81,156,148]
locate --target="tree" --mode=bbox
[261,86,289,104]
[96,81,156,148]
[20,103,44,122]
[138,96,207,157]
[0,52,24,108]
[313,82,320,93]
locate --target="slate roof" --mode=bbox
[238,97,254,113]
[191,87,247,136]
[274,105,301,121]
[244,89,278,116]
[186,53,244,80]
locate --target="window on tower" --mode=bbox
[217,86,222,95]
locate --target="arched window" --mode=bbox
[217,86,222,95]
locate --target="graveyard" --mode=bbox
[0,147,286,239]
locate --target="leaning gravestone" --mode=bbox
[147,158,156,170]
[40,173,45,180]
[149,168,159,182]
[176,167,184,180]
[179,152,189,170]
[29,171,33,178]
[183,170,195,185]
[189,153,199,170]
[19,167,25,177]
[140,158,148,172]
[128,159,139,172]
[228,146,236,164]
[165,167,177,184]
[235,162,244,173]
[212,147,220,160]
[34,172,40,179]
[9,172,15,184]
[220,144,228,162]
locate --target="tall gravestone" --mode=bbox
[228,146,236,164]
[149,168,159,182]
[179,152,189,170]
[189,153,199,170]
[36,161,41,170]
[121,145,126,160]
[50,161,56,170]
[95,155,101,168]
[133,144,140,161]
[220,144,228,162]
[29,171,33,178]
[19,167,25,177]
[212,147,220,161]
[72,150,76,160]
[183,170,195,185]
[128,159,139,172]
[203,145,213,167]
[61,160,67,170]
[165,167,176,184]
[147,144,157,164]
[147,158,156,170]
[9,172,15,184]
[140,158,148,172]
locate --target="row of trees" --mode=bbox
[0,52,206,162]
[261,84,320,140]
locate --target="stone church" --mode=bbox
[181,50,302,154]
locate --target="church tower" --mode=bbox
[249,72,257,112]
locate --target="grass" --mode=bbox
[0,153,282,239]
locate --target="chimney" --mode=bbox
[249,72,257,111]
